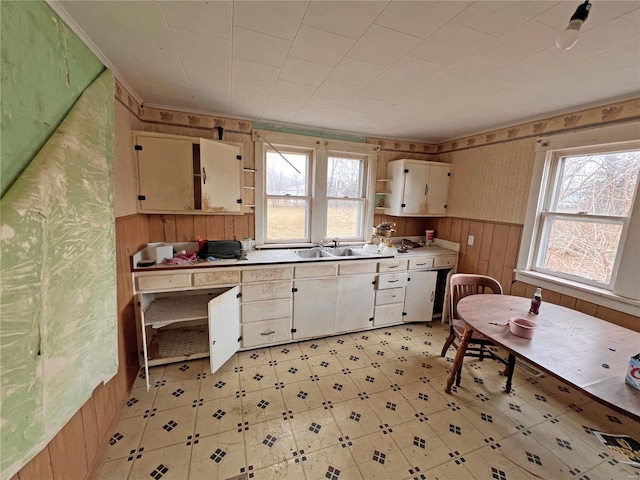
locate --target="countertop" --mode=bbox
[132,239,459,272]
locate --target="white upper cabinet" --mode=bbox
[385,159,450,217]
[133,131,243,214]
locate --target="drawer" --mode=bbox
[409,257,434,270]
[136,273,191,291]
[378,260,408,272]
[242,318,291,348]
[377,273,408,289]
[295,263,337,278]
[375,287,405,306]
[242,281,292,302]
[434,255,458,268]
[241,298,291,322]
[339,261,377,275]
[242,267,293,283]
[193,270,240,287]
[373,303,404,327]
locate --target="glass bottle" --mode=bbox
[529,288,542,314]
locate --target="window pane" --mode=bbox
[555,151,640,215]
[327,157,363,198]
[326,199,362,238]
[266,198,308,240]
[539,218,623,284]
[266,151,307,196]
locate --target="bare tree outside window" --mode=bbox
[539,150,640,285]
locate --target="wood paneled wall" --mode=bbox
[13,214,149,480]
[147,213,255,243]
[435,217,639,332]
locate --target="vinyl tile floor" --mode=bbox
[94,323,640,480]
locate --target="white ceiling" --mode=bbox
[51,0,640,142]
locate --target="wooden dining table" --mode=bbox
[444,295,640,422]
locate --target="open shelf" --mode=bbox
[147,324,209,365]
[144,294,210,329]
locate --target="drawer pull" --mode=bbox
[261,330,276,336]
[388,279,399,283]
[387,265,399,269]
[416,263,427,266]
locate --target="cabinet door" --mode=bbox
[402,163,431,214]
[336,274,376,333]
[404,270,437,323]
[136,135,194,211]
[426,165,449,215]
[200,139,243,213]
[208,286,240,373]
[292,278,337,340]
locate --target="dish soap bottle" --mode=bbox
[529,288,542,314]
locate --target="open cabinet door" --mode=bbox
[208,286,240,373]
[200,139,243,213]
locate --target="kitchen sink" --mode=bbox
[295,248,333,258]
[295,247,369,258]
[323,247,368,257]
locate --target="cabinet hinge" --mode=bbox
[237,336,242,342]
[401,203,406,208]
[404,168,409,173]
[134,144,142,151]
[371,280,376,285]
[407,277,411,281]
[236,155,242,160]
[236,199,243,204]
[444,204,447,208]
[291,328,297,333]
[292,287,298,293]
[402,312,407,316]
[138,195,146,201]
[448,172,451,176]
[236,292,241,298]
[369,317,374,322]
[137,301,140,307]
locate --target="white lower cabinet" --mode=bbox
[404,270,438,323]
[138,286,240,390]
[335,274,376,333]
[292,277,338,339]
[241,318,291,347]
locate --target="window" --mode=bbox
[535,148,640,287]
[517,122,640,316]
[254,130,378,246]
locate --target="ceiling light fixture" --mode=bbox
[556,0,591,50]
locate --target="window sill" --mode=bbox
[514,269,640,317]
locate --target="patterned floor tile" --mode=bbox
[153,378,202,412]
[102,415,148,462]
[330,397,381,439]
[324,334,360,352]
[250,458,308,479]
[389,417,452,471]
[349,430,411,480]
[400,381,450,415]
[273,357,314,384]
[123,383,159,418]
[242,418,297,470]
[333,347,373,370]
[241,387,287,425]
[289,407,343,454]
[239,364,279,393]
[189,429,246,479]
[199,369,241,401]
[138,405,197,452]
[307,352,346,377]
[237,347,272,368]
[424,407,489,455]
[297,338,331,357]
[162,360,204,383]
[269,342,302,362]
[350,366,397,395]
[280,378,328,413]
[128,442,192,480]
[366,389,419,427]
[301,444,363,480]
[194,396,244,437]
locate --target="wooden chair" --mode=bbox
[441,273,515,391]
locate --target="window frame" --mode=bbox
[516,121,640,317]
[253,130,379,247]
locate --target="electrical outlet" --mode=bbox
[467,235,474,246]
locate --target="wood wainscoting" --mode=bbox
[435,217,639,332]
[12,214,149,480]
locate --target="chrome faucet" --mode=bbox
[321,238,340,248]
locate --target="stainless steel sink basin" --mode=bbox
[295,247,369,258]
[295,248,333,258]
[323,247,367,257]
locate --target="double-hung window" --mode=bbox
[254,130,378,246]
[516,122,640,315]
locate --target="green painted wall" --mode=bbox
[0,0,104,197]
[0,2,116,478]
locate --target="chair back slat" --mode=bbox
[450,274,503,321]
